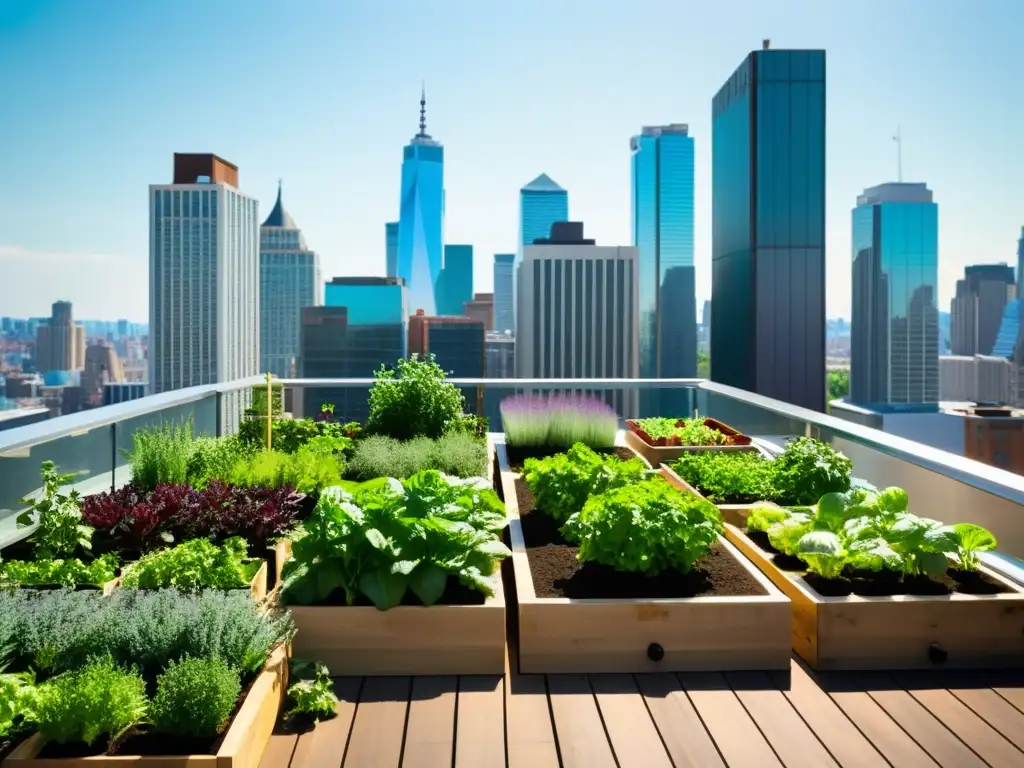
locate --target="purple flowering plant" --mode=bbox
[500,393,619,449]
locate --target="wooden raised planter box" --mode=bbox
[624,418,757,467]
[709,504,1024,671]
[497,438,791,674]
[111,561,269,603]
[3,644,289,768]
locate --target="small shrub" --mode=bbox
[127,420,196,492]
[431,432,487,477]
[366,355,465,440]
[152,657,241,737]
[35,657,147,747]
[186,436,250,489]
[445,414,489,439]
[346,433,486,481]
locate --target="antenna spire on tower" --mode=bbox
[893,126,903,183]
[419,82,427,136]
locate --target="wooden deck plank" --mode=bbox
[401,676,458,768]
[546,674,617,768]
[505,646,559,768]
[289,677,362,768]
[857,673,985,768]
[342,676,410,768]
[725,670,838,768]
[817,671,939,768]
[951,687,1024,749]
[993,684,1024,715]
[678,671,783,768]
[635,673,725,768]
[590,674,672,768]
[768,663,887,768]
[257,734,296,768]
[454,675,506,768]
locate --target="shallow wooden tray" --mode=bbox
[3,644,289,768]
[497,437,791,674]
[624,421,760,467]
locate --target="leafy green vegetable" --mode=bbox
[953,523,998,572]
[367,355,466,440]
[281,471,510,610]
[0,669,37,740]
[634,415,732,446]
[152,656,241,738]
[563,476,722,574]
[17,461,93,559]
[770,437,853,505]
[523,443,647,524]
[120,537,258,591]
[745,503,790,533]
[0,553,118,589]
[671,451,775,504]
[285,659,337,722]
[225,446,343,496]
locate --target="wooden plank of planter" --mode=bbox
[623,425,763,468]
[495,437,791,674]
[3,644,289,768]
[659,461,787,518]
[714,504,1024,671]
[109,561,269,604]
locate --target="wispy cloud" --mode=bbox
[0,245,147,320]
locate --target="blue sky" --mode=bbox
[0,0,1021,322]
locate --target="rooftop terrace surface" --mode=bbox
[260,639,1024,768]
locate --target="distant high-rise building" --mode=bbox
[711,46,826,411]
[103,381,147,406]
[701,300,712,329]
[850,182,939,407]
[408,313,485,414]
[385,222,399,278]
[485,331,515,378]
[463,292,494,330]
[437,244,473,316]
[493,253,515,334]
[116,319,129,339]
[517,222,638,413]
[950,264,1015,357]
[631,123,697,418]
[82,342,124,403]
[516,174,568,334]
[397,87,444,315]
[36,301,85,373]
[149,153,259,433]
[259,181,320,378]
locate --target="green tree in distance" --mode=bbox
[697,350,710,379]
[827,369,849,401]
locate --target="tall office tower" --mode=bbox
[149,153,259,433]
[385,222,399,278]
[850,183,939,407]
[312,276,408,421]
[517,222,638,414]
[397,87,444,315]
[631,123,697,417]
[950,264,1015,357]
[711,45,826,411]
[493,253,515,334]
[437,244,473,316]
[259,181,320,378]
[516,174,569,334]
[463,292,494,330]
[36,300,85,373]
[408,312,486,414]
[82,342,124,403]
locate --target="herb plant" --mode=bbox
[770,437,853,505]
[281,471,510,610]
[500,393,619,449]
[127,419,196,492]
[366,355,466,440]
[285,659,337,722]
[226,447,342,496]
[633,415,732,446]
[17,461,92,559]
[523,443,647,524]
[120,537,258,591]
[186,436,250,489]
[346,433,486,481]
[0,553,118,589]
[151,657,241,737]
[35,657,147,748]
[563,476,723,574]
[671,451,775,504]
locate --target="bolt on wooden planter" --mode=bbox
[3,644,289,768]
[623,418,757,467]
[497,437,791,674]
[110,560,269,604]
[283,439,506,676]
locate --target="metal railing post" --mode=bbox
[109,422,117,493]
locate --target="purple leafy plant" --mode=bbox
[500,393,619,449]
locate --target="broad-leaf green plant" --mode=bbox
[285,659,337,722]
[120,536,259,591]
[17,461,92,559]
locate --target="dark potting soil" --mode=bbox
[505,444,638,473]
[492,450,505,503]
[514,477,766,599]
[744,527,1011,597]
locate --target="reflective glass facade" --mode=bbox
[516,175,568,334]
[711,49,826,411]
[493,253,515,334]
[850,183,939,406]
[631,124,696,418]
[398,136,444,315]
[437,244,474,316]
[385,221,399,278]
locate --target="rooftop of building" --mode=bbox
[521,173,565,194]
[856,182,934,206]
[261,181,297,229]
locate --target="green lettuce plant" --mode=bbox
[285,659,337,722]
[120,536,259,591]
[0,669,37,740]
[563,476,722,574]
[523,443,647,524]
[281,470,510,610]
[0,553,118,589]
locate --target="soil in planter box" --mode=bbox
[744,528,1011,597]
[515,478,765,599]
[492,450,505,503]
[506,444,637,473]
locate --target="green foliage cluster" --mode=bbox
[237,413,351,457]
[671,437,852,506]
[224,445,343,495]
[827,369,850,401]
[281,471,509,610]
[185,436,251,490]
[285,659,337,722]
[633,415,731,446]
[523,443,647,523]
[562,476,722,574]
[366,355,466,440]
[0,554,118,589]
[0,670,37,740]
[444,414,490,440]
[127,420,197,492]
[120,537,257,591]
[748,486,998,580]
[151,657,241,738]
[346,433,486,481]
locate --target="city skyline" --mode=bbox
[0,1,1022,322]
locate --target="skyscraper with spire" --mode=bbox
[397,86,444,315]
[260,181,320,378]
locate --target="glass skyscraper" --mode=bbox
[516,174,568,335]
[631,123,697,416]
[260,182,320,378]
[493,253,515,334]
[397,89,444,315]
[711,47,826,411]
[850,183,939,407]
[437,244,473,316]
[385,221,399,278]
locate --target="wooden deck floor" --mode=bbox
[260,645,1024,768]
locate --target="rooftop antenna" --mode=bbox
[762,38,771,49]
[893,126,903,182]
[418,81,427,136]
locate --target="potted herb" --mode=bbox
[624,414,754,465]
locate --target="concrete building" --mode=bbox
[103,382,147,406]
[958,406,1024,474]
[940,354,1015,405]
[950,264,1015,357]
[82,342,124,404]
[149,153,259,433]
[35,301,85,373]
[463,292,494,330]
